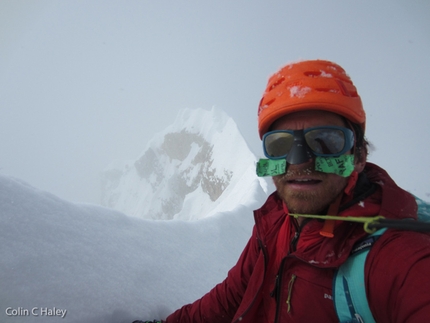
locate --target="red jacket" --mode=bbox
[165,163,430,322]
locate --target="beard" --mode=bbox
[273,166,348,215]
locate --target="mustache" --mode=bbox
[275,166,326,182]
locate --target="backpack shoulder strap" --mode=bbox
[415,195,430,221]
[333,228,386,323]
[334,195,429,323]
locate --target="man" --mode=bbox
[136,60,430,322]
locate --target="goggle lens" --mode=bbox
[264,132,294,159]
[306,128,347,155]
[263,126,354,159]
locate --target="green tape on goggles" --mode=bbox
[256,154,355,177]
[314,154,355,177]
[256,158,287,177]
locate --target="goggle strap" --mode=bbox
[344,118,357,158]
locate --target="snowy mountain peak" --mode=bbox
[101,107,268,220]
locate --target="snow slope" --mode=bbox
[101,107,268,221]
[0,108,271,322]
[0,174,268,322]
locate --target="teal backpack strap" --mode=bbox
[334,195,429,323]
[415,195,430,221]
[333,228,386,323]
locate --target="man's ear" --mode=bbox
[354,159,366,173]
[354,148,367,173]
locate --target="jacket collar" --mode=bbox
[253,163,418,268]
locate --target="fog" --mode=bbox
[1,0,429,204]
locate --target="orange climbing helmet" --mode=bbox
[257,60,365,139]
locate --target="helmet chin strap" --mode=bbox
[320,195,342,238]
[320,170,359,238]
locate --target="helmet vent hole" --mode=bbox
[269,77,285,91]
[349,90,359,97]
[315,88,339,93]
[304,71,321,77]
[264,98,276,107]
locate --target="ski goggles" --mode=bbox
[262,126,354,160]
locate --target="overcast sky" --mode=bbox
[1,0,429,204]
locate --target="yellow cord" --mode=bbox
[289,214,385,234]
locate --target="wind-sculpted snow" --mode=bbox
[0,107,271,322]
[101,107,268,220]
[0,174,268,323]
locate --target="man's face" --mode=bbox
[271,110,353,215]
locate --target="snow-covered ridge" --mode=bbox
[101,107,268,220]
[0,173,269,323]
[0,107,271,323]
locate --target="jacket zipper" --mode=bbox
[273,257,287,322]
[273,219,301,322]
[286,274,297,313]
